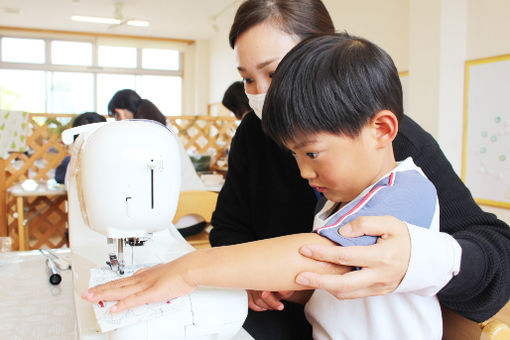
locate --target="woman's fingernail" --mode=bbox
[277,304,284,311]
[300,247,312,257]
[296,274,310,285]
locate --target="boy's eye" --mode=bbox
[243,78,253,84]
[306,152,318,159]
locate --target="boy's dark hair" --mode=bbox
[72,112,106,128]
[229,0,334,49]
[222,81,251,119]
[262,33,403,146]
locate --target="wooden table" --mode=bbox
[7,180,66,250]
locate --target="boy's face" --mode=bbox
[286,128,387,204]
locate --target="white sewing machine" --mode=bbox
[63,120,247,340]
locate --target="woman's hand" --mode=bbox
[81,259,196,313]
[247,290,295,311]
[295,215,411,299]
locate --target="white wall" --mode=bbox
[324,0,409,72]
[408,0,467,171]
[467,0,510,60]
[207,0,410,103]
[208,5,238,104]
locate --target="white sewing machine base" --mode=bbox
[72,229,248,340]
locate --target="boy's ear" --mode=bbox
[371,110,399,147]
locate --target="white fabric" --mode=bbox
[396,225,462,295]
[176,135,205,192]
[0,110,29,159]
[89,265,191,333]
[174,135,207,228]
[305,158,443,340]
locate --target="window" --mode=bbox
[0,69,45,111]
[1,37,45,64]
[51,41,92,66]
[0,34,184,115]
[98,45,137,68]
[139,75,182,115]
[47,72,94,113]
[142,48,180,70]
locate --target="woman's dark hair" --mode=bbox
[108,89,167,126]
[262,33,404,146]
[108,89,141,117]
[222,81,251,119]
[72,111,106,128]
[229,0,335,49]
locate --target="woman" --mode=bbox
[108,89,167,125]
[222,81,251,120]
[209,0,510,339]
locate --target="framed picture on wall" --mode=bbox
[462,54,510,209]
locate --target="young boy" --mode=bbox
[83,34,441,339]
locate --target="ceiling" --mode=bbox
[0,0,239,40]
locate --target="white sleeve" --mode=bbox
[395,224,462,295]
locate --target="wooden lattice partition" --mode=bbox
[167,115,239,171]
[0,113,238,250]
[2,114,74,250]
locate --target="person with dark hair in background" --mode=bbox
[54,112,106,184]
[206,0,510,339]
[108,89,167,126]
[222,81,251,119]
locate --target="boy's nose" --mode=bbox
[299,164,316,180]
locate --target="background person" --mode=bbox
[55,112,106,184]
[209,0,510,338]
[222,81,251,120]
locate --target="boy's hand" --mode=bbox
[247,290,294,311]
[295,215,410,299]
[81,260,196,313]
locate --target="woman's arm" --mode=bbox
[83,233,350,313]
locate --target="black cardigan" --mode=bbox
[210,112,510,322]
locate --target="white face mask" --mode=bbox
[245,91,266,120]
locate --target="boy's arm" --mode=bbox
[83,233,349,313]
